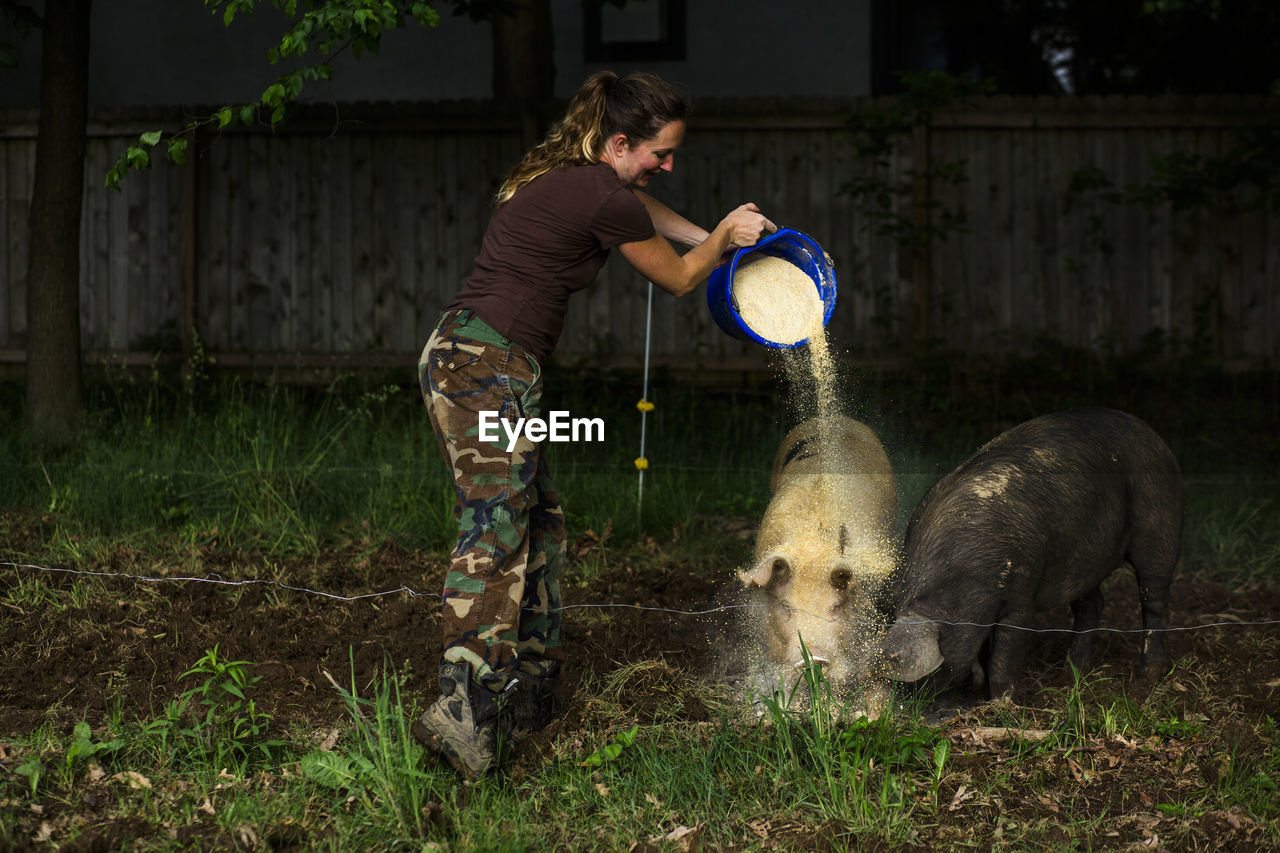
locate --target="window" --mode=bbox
[584,0,687,62]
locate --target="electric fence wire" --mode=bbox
[5,560,1279,636]
[6,461,1275,480]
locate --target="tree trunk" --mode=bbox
[491,0,555,149]
[25,0,92,449]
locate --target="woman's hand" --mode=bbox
[618,202,777,297]
[720,203,777,248]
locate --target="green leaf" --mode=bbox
[139,130,163,148]
[222,680,246,700]
[240,104,257,126]
[167,139,188,165]
[216,107,234,128]
[15,758,44,796]
[127,146,150,169]
[411,3,441,27]
[932,739,951,777]
[73,721,92,741]
[301,751,367,791]
[615,725,639,747]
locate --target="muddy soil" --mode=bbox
[2,508,1279,850]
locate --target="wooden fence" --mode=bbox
[2,95,1278,376]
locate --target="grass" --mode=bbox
[8,639,1273,850]
[2,352,1279,849]
[3,642,1279,849]
[4,355,1277,582]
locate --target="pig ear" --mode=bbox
[882,615,943,682]
[739,555,790,588]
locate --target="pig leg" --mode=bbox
[1067,586,1104,671]
[985,610,1034,699]
[1135,573,1172,678]
[1129,532,1177,679]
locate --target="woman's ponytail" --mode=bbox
[494,70,688,206]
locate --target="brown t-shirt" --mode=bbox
[447,162,655,361]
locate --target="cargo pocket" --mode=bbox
[424,346,484,400]
[507,351,543,423]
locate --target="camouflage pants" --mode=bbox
[418,308,565,691]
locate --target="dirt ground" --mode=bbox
[2,508,1279,850]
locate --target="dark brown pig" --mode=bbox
[881,407,1182,698]
[739,415,898,713]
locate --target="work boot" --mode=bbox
[509,659,561,738]
[412,660,512,780]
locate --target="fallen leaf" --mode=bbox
[949,784,973,811]
[1139,789,1154,807]
[85,764,106,783]
[320,728,340,751]
[32,822,53,843]
[1067,756,1087,784]
[644,793,662,807]
[747,818,771,839]
[665,825,698,841]
[198,798,215,816]
[236,824,258,848]
[652,824,704,853]
[112,771,153,789]
[594,782,610,797]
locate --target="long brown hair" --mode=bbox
[494,71,690,205]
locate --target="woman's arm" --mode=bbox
[618,203,776,297]
[633,191,709,249]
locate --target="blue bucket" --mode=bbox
[706,227,837,349]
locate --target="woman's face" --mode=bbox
[608,120,685,188]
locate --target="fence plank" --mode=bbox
[1268,204,1280,359]
[3,97,1280,368]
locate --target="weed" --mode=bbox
[753,643,945,840]
[12,756,44,798]
[300,656,447,843]
[582,725,640,767]
[140,645,285,771]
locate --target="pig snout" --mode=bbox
[740,553,867,676]
[881,613,944,683]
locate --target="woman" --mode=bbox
[414,70,775,779]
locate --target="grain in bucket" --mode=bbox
[706,228,837,348]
